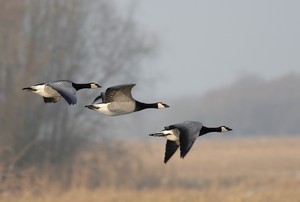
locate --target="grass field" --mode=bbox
[1,137,300,202]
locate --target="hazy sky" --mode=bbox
[116,0,300,98]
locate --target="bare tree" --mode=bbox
[0,0,155,189]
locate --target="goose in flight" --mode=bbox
[85,83,169,116]
[22,80,101,105]
[149,121,232,163]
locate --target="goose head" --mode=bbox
[89,83,101,89]
[157,102,170,109]
[220,126,232,132]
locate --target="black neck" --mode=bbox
[72,83,91,91]
[135,101,157,111]
[199,126,221,136]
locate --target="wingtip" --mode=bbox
[66,99,77,105]
[180,154,186,159]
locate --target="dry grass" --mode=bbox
[1,137,300,202]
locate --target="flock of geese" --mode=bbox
[23,80,232,163]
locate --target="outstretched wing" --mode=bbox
[104,84,136,102]
[164,140,179,163]
[170,122,202,159]
[47,81,77,105]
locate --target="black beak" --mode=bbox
[163,103,170,108]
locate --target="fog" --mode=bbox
[116,0,300,98]
[1,1,300,199]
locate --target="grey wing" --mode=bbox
[47,81,77,105]
[105,84,136,102]
[164,140,179,163]
[171,122,202,159]
[107,102,135,114]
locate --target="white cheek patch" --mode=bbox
[158,103,165,109]
[91,83,98,89]
[221,127,229,132]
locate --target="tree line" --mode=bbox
[0,0,154,189]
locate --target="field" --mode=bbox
[1,137,300,202]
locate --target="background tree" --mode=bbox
[0,0,154,188]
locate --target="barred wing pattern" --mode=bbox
[47,81,77,105]
[104,84,136,103]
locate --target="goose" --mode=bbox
[22,80,101,105]
[149,121,232,163]
[85,83,169,116]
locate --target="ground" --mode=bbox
[1,137,300,202]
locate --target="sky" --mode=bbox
[115,0,300,98]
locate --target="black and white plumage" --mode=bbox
[85,84,169,116]
[149,121,232,163]
[22,80,101,105]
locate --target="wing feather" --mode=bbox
[164,140,179,163]
[47,81,77,105]
[104,84,136,102]
[169,122,202,159]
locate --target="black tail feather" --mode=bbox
[22,87,35,91]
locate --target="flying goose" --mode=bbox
[85,83,169,116]
[22,80,101,105]
[149,121,232,163]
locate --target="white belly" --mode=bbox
[91,103,129,116]
[163,129,180,142]
[32,84,60,98]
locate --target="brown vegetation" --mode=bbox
[1,137,300,202]
[0,0,153,188]
[1,1,300,202]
